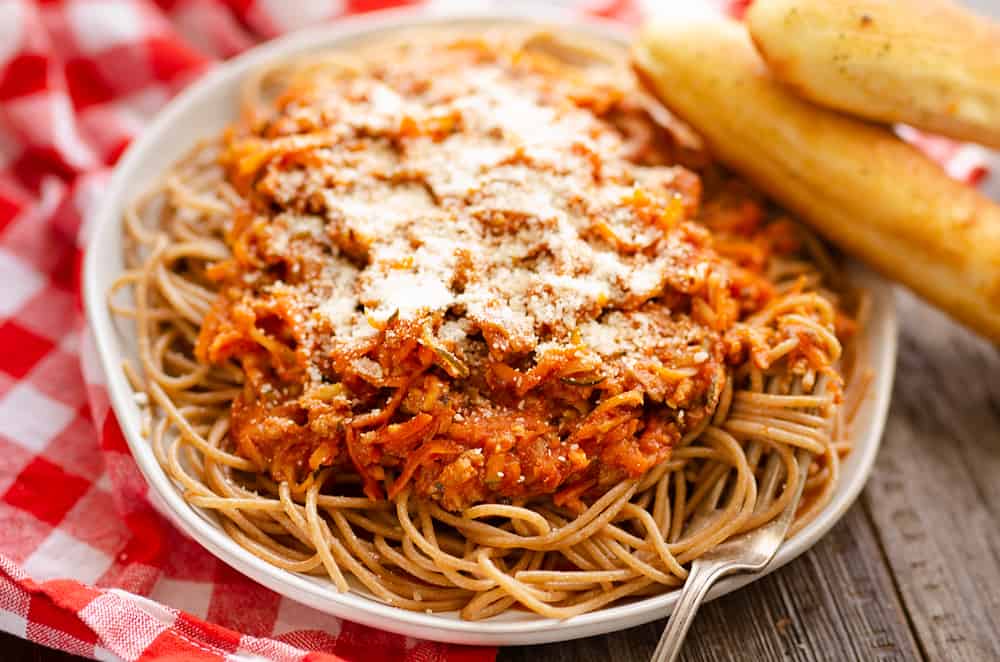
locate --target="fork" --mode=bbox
[650,446,813,662]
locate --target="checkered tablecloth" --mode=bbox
[0,0,991,660]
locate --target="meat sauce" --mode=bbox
[197,34,795,512]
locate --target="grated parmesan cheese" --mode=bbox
[250,37,712,370]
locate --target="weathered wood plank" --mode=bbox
[861,292,1000,662]
[499,503,922,662]
[0,631,86,661]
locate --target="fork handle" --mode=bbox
[650,560,735,662]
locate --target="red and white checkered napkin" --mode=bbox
[0,0,990,660]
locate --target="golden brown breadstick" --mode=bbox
[633,13,1000,343]
[746,0,1000,148]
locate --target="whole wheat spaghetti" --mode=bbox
[110,30,865,620]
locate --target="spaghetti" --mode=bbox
[110,30,865,620]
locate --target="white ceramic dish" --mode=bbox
[83,8,898,647]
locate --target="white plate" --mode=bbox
[83,8,898,647]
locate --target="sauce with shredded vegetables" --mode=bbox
[196,36,829,512]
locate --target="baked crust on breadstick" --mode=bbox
[746,0,1000,149]
[633,13,1000,343]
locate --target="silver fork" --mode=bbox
[650,446,813,662]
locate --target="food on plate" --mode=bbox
[111,30,863,619]
[746,0,1000,149]
[634,15,1000,344]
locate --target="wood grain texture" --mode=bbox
[0,631,85,661]
[861,291,1000,662]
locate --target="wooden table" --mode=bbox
[7,290,999,661]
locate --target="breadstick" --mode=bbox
[746,0,1000,149]
[633,13,1000,342]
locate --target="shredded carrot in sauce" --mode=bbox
[196,36,848,512]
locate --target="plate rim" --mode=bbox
[82,6,899,646]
